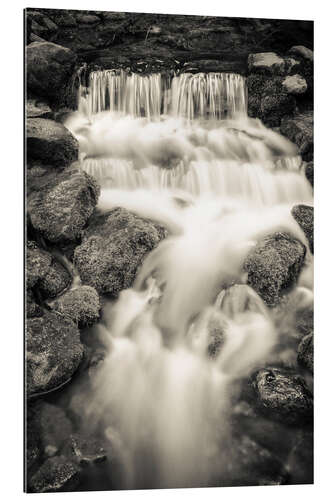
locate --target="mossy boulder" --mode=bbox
[297,334,313,373]
[26,311,83,397]
[52,285,100,327]
[250,367,313,426]
[38,259,72,298]
[26,241,52,288]
[26,41,77,107]
[29,456,81,493]
[26,118,79,168]
[74,207,166,295]
[291,204,313,253]
[248,52,285,75]
[27,165,100,243]
[282,74,307,95]
[280,112,313,161]
[244,232,306,306]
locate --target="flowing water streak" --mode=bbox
[68,69,313,489]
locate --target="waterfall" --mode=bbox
[65,68,313,489]
[78,69,247,119]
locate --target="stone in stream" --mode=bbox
[62,433,108,465]
[27,164,100,243]
[26,41,77,106]
[26,118,79,168]
[74,207,167,295]
[282,74,307,95]
[297,333,313,373]
[250,367,313,426]
[26,310,84,397]
[28,456,81,493]
[291,204,313,254]
[248,52,286,75]
[280,111,313,161]
[244,232,306,307]
[52,285,101,328]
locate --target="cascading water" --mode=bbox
[65,69,313,489]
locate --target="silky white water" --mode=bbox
[66,70,313,489]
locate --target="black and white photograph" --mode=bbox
[23,4,315,494]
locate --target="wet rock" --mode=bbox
[29,456,81,493]
[298,334,313,373]
[26,310,83,396]
[27,165,100,243]
[289,45,313,62]
[26,241,52,288]
[26,41,77,106]
[26,289,43,318]
[280,111,313,161]
[286,430,313,484]
[248,52,285,75]
[282,74,307,95]
[38,259,72,298]
[291,204,313,253]
[244,232,306,306]
[221,434,288,486]
[63,433,107,465]
[27,401,73,459]
[304,161,314,187]
[26,118,78,168]
[207,313,227,358]
[52,285,100,327]
[74,207,166,295]
[26,99,53,119]
[251,367,313,426]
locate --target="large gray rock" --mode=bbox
[26,118,78,168]
[74,207,166,295]
[251,367,313,426]
[27,165,100,243]
[248,52,285,75]
[291,205,313,254]
[289,45,313,62]
[244,232,306,306]
[26,311,83,397]
[280,112,313,161]
[282,74,307,95]
[26,41,77,105]
[29,456,81,493]
[52,285,100,327]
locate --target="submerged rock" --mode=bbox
[248,52,285,75]
[282,74,307,95]
[26,118,78,168]
[26,310,83,396]
[291,204,313,253]
[251,367,313,426]
[297,333,313,373]
[244,232,306,306]
[280,111,313,161]
[29,456,81,493]
[27,165,100,243]
[74,207,166,295]
[26,41,77,106]
[52,285,100,327]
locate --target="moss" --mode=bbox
[52,285,100,327]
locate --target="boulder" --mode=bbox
[289,45,313,62]
[62,433,107,465]
[26,118,79,168]
[26,99,53,119]
[284,57,302,75]
[26,41,77,106]
[26,241,52,288]
[26,310,83,396]
[244,232,306,306]
[286,431,313,484]
[27,401,73,459]
[280,112,313,161]
[74,207,166,295]
[29,456,81,493]
[251,367,313,426]
[27,165,100,243]
[52,285,100,327]
[291,204,313,253]
[38,259,72,298]
[248,52,285,75]
[297,333,313,373]
[282,74,307,95]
